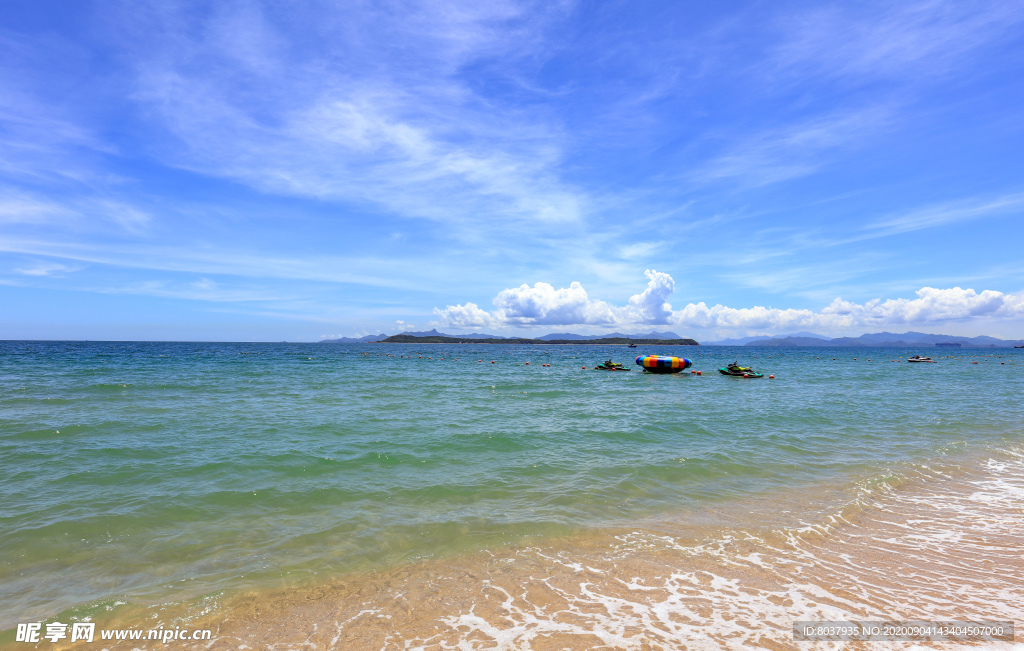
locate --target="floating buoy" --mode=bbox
[491,361,495,364]
[743,373,750,378]
[525,362,530,365]
[582,366,586,369]
[769,375,775,379]
[696,370,702,376]
[691,370,696,374]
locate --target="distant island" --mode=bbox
[380,334,699,345]
[320,328,1024,348]
[320,329,694,344]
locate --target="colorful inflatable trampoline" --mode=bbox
[636,355,692,374]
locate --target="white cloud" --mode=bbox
[118,1,584,233]
[627,269,675,324]
[863,193,1024,237]
[99,279,288,303]
[821,287,1024,324]
[0,188,151,234]
[432,301,498,329]
[433,271,1024,333]
[492,281,615,325]
[435,269,674,328]
[770,1,1024,83]
[691,107,892,188]
[0,191,76,224]
[13,261,82,277]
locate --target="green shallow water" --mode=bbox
[1,341,1021,627]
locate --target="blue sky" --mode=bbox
[2,0,1023,341]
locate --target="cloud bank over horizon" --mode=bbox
[433,271,1024,337]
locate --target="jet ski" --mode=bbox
[595,359,630,371]
[719,362,764,378]
[907,355,937,363]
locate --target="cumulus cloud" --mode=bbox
[492,281,617,325]
[432,301,496,329]
[432,272,1024,332]
[434,269,678,328]
[821,287,1024,324]
[627,269,675,324]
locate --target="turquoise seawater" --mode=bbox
[1,341,1021,629]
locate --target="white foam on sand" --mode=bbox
[144,452,1024,650]
[429,453,1024,649]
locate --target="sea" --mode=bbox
[1,341,1022,649]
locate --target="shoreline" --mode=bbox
[16,447,1024,649]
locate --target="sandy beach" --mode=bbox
[57,449,1024,650]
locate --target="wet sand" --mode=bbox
[64,451,1024,650]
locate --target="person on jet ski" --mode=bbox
[727,361,750,372]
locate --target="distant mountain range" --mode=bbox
[702,331,831,346]
[319,333,389,343]
[727,331,1023,348]
[320,329,684,343]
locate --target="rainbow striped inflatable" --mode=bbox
[636,355,692,374]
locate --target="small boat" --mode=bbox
[907,355,937,363]
[595,360,630,371]
[628,343,637,348]
[1015,345,1024,348]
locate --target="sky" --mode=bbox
[1,0,1023,342]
